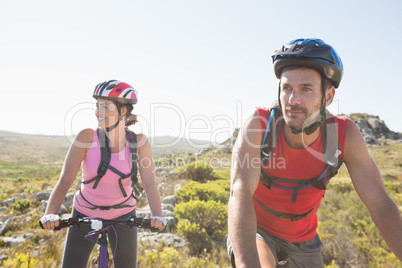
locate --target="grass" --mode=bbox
[0,129,400,267]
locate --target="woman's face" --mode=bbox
[95,99,119,128]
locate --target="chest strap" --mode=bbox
[260,164,339,203]
[77,189,137,211]
[253,195,319,221]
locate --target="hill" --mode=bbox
[0,130,209,164]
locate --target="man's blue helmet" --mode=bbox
[272,38,343,88]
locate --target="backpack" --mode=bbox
[254,104,343,221]
[78,128,141,211]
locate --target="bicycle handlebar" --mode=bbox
[39,216,157,231]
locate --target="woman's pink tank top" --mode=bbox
[74,130,137,219]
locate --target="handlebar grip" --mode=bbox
[39,219,69,230]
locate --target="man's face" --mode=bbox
[279,68,323,133]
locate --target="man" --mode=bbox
[227,38,402,267]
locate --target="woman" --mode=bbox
[40,80,166,268]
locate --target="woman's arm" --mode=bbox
[42,129,93,229]
[137,134,164,229]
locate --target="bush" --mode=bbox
[177,162,214,182]
[139,246,181,267]
[3,252,38,268]
[327,177,353,194]
[209,179,231,192]
[384,181,402,193]
[176,220,212,255]
[176,181,228,204]
[174,200,227,240]
[11,199,31,213]
[213,169,230,180]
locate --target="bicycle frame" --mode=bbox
[86,227,113,268]
[40,216,155,268]
[99,232,109,267]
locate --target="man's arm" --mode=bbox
[228,109,263,268]
[343,119,402,261]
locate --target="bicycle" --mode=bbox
[39,216,157,268]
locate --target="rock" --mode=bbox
[18,193,27,199]
[162,209,174,218]
[0,217,20,236]
[174,184,182,192]
[356,118,369,130]
[0,255,6,266]
[58,205,68,215]
[36,192,51,202]
[386,131,400,140]
[217,145,231,154]
[136,211,151,219]
[367,118,387,132]
[1,198,15,207]
[22,217,32,224]
[62,193,74,209]
[162,204,175,212]
[352,114,401,145]
[40,200,48,212]
[0,219,10,235]
[136,206,174,218]
[155,167,165,173]
[138,232,188,249]
[162,195,177,206]
[0,208,6,212]
[2,233,33,246]
[166,171,178,178]
[158,182,166,191]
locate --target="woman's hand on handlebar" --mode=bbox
[40,214,60,230]
[149,216,167,231]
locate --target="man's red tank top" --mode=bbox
[254,107,348,242]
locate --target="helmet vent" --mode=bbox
[106,84,115,90]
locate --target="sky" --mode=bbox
[1,0,401,145]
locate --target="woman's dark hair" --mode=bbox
[120,104,137,127]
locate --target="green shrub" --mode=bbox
[139,246,180,267]
[327,177,353,194]
[177,161,214,182]
[3,252,38,268]
[176,181,228,204]
[209,179,231,192]
[384,181,402,193]
[174,200,227,240]
[213,169,230,180]
[11,199,31,213]
[176,220,211,255]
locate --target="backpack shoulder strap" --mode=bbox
[89,128,111,189]
[321,110,343,169]
[261,103,284,166]
[126,129,140,196]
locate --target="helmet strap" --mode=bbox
[105,103,123,132]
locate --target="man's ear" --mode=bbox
[325,86,335,107]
